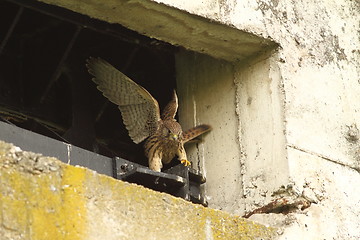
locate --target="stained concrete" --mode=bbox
[176,51,242,213]
[37,0,277,62]
[234,51,288,213]
[0,141,276,240]
[31,0,360,238]
[154,1,360,238]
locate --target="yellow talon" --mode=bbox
[180,159,191,166]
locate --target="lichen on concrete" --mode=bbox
[0,141,276,239]
[0,141,87,240]
[13,0,360,238]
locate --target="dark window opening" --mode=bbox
[0,0,178,167]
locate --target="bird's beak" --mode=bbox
[170,133,178,141]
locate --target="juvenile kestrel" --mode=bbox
[86,57,211,172]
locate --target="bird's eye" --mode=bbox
[163,128,170,136]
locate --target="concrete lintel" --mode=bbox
[35,0,277,62]
[0,141,277,239]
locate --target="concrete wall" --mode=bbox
[0,141,276,240]
[176,51,242,213]
[170,1,360,239]
[159,1,360,238]
[176,50,288,216]
[34,0,360,238]
[234,51,288,213]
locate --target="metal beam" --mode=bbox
[0,121,113,176]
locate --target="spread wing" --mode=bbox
[161,90,178,120]
[86,57,160,144]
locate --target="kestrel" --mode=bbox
[86,57,211,172]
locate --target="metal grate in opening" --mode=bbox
[0,0,207,205]
[0,0,176,165]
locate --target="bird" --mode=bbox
[86,57,211,172]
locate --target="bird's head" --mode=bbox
[168,132,179,141]
[163,120,182,142]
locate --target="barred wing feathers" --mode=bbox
[182,124,212,143]
[86,57,160,144]
[161,90,178,120]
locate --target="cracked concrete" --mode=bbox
[155,1,360,238]
[287,144,360,172]
[33,0,360,238]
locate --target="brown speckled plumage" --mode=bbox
[86,57,211,171]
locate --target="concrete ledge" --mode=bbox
[0,140,276,239]
[34,0,277,62]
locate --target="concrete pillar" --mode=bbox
[176,51,242,213]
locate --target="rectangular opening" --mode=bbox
[1,0,285,214]
[0,0,177,168]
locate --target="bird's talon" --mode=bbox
[180,159,191,166]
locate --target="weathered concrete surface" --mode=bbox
[36,0,277,62]
[234,51,288,213]
[176,51,242,213]
[250,147,360,239]
[159,1,360,239]
[176,50,288,216]
[0,141,276,240]
[31,0,360,238]
[158,0,360,170]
